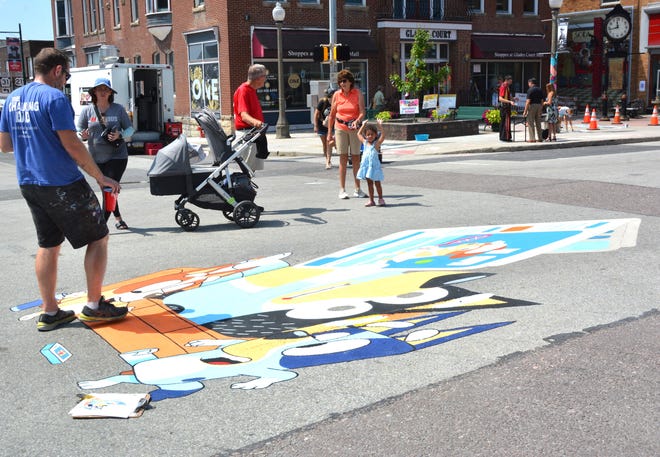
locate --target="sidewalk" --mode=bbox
[188,115,660,160]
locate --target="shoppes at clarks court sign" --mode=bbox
[494,51,545,58]
[401,29,456,41]
[286,49,364,59]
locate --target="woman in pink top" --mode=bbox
[326,69,366,199]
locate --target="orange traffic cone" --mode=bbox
[582,104,591,124]
[649,105,659,126]
[588,109,599,130]
[611,106,622,124]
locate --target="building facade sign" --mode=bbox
[400,29,456,41]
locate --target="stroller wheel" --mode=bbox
[175,209,200,231]
[222,210,234,221]
[233,201,260,228]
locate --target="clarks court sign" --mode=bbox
[400,29,456,41]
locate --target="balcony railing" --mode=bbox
[392,0,471,21]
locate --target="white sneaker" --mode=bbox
[338,190,349,199]
[353,189,367,198]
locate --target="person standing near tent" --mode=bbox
[498,75,516,142]
[522,77,544,143]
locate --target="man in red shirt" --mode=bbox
[233,64,269,170]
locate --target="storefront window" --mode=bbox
[253,61,367,124]
[187,30,219,112]
[254,62,366,110]
[470,61,540,106]
[403,42,448,61]
[557,29,594,91]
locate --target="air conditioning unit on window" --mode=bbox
[100,45,120,64]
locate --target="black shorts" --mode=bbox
[20,179,109,249]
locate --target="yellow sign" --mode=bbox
[288,73,301,89]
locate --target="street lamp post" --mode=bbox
[549,0,564,87]
[272,2,290,139]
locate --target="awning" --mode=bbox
[252,29,378,59]
[471,35,547,59]
[649,13,660,47]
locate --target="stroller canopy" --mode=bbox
[147,134,193,177]
[194,109,233,165]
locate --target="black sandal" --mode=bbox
[115,220,128,230]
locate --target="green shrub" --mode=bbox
[375,111,392,121]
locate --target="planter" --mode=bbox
[377,118,480,141]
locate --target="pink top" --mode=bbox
[333,88,361,132]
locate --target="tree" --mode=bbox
[389,29,451,103]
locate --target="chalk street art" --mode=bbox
[14,219,640,402]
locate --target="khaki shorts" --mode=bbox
[334,128,361,156]
[236,130,264,171]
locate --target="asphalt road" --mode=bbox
[0,140,658,457]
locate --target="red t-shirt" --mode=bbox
[233,82,264,130]
[498,82,510,102]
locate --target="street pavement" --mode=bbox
[0,113,658,457]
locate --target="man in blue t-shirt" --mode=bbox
[0,48,128,331]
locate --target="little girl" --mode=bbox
[356,120,386,207]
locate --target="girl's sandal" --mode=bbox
[115,220,129,230]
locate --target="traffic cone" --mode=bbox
[649,105,659,126]
[611,106,622,124]
[582,104,591,124]
[588,109,599,130]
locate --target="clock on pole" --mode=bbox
[604,4,631,42]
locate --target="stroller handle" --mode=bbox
[256,123,269,135]
[239,123,269,144]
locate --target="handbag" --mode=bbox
[93,105,124,148]
[321,105,331,128]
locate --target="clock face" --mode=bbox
[606,15,631,40]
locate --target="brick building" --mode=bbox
[552,1,660,112]
[52,0,569,129]
[1,39,53,94]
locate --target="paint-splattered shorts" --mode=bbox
[20,179,108,249]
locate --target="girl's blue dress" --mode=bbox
[356,141,384,181]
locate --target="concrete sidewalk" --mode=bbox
[188,115,660,160]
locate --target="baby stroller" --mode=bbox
[147,109,267,231]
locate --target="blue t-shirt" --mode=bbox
[0,82,83,186]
